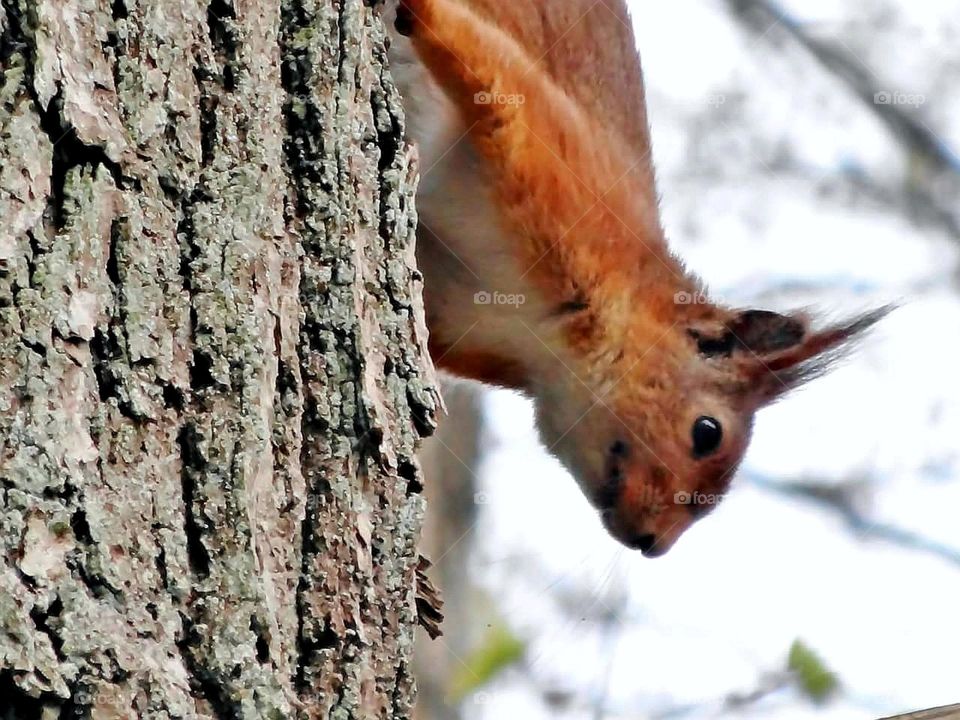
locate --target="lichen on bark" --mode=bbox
[0,0,438,717]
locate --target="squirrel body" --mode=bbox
[386,0,888,555]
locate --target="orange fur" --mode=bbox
[428,340,528,389]
[402,0,692,315]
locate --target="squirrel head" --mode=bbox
[534,302,891,556]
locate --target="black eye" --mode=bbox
[691,416,723,458]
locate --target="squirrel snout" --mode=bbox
[600,494,696,557]
[621,530,660,556]
[601,509,670,557]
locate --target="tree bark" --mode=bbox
[0,0,439,717]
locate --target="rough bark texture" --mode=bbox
[0,0,439,717]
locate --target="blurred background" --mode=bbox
[414,1,960,718]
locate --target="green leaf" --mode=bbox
[788,639,839,703]
[449,623,525,701]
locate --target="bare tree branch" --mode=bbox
[746,472,960,569]
[724,0,960,242]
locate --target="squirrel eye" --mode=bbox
[691,416,723,458]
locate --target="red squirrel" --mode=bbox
[385,0,889,556]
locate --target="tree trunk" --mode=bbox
[0,0,439,717]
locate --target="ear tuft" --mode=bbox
[757,304,895,393]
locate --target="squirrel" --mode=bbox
[384,0,890,556]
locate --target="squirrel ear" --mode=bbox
[742,306,894,397]
[689,306,892,392]
[727,310,806,355]
[688,309,807,358]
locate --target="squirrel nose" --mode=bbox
[600,510,672,556]
[625,533,658,554]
